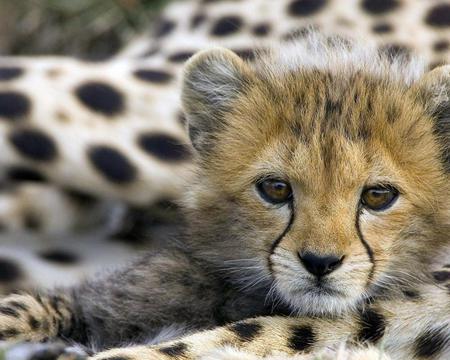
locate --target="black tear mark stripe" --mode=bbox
[414,326,449,358]
[288,325,316,351]
[356,308,386,344]
[355,205,375,282]
[268,202,296,271]
[159,342,188,357]
[229,321,263,342]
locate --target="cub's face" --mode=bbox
[182,46,450,315]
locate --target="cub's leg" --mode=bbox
[0,292,80,342]
[89,316,356,360]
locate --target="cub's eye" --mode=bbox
[257,179,293,204]
[361,186,399,211]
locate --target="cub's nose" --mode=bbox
[298,252,344,277]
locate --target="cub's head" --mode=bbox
[181,38,450,315]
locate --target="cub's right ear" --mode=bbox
[181,48,253,153]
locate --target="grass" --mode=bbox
[0,0,172,58]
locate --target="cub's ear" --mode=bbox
[181,48,253,153]
[414,65,450,171]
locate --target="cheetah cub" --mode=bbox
[0,35,448,360]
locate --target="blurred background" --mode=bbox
[0,0,171,58]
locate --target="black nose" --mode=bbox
[298,252,344,277]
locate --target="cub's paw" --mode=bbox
[0,295,45,342]
[3,341,88,360]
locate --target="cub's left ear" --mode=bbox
[414,65,450,171]
[181,48,254,153]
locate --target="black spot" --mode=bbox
[64,188,97,206]
[9,128,57,161]
[24,212,42,231]
[0,67,23,81]
[229,321,263,342]
[75,82,124,116]
[191,13,207,29]
[288,0,327,16]
[433,40,449,53]
[356,308,386,343]
[154,19,176,38]
[88,145,137,184]
[6,166,46,182]
[425,4,450,28]
[138,133,191,162]
[211,15,243,36]
[288,325,316,351]
[0,91,31,120]
[252,23,271,36]
[0,328,19,340]
[159,342,188,357]
[372,22,393,34]
[38,250,79,265]
[361,0,400,15]
[414,326,448,358]
[0,306,19,317]
[96,356,130,360]
[281,27,312,41]
[379,43,411,59]
[432,270,450,282]
[168,51,196,63]
[133,69,173,84]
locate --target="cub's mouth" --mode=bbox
[269,248,371,316]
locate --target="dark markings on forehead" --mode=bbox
[356,308,386,343]
[0,67,23,81]
[425,4,450,28]
[159,342,188,357]
[414,326,449,358]
[288,0,327,16]
[288,325,316,351]
[229,321,263,342]
[361,0,400,15]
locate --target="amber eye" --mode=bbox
[257,179,293,204]
[361,186,399,211]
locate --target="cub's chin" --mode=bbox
[274,280,366,316]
